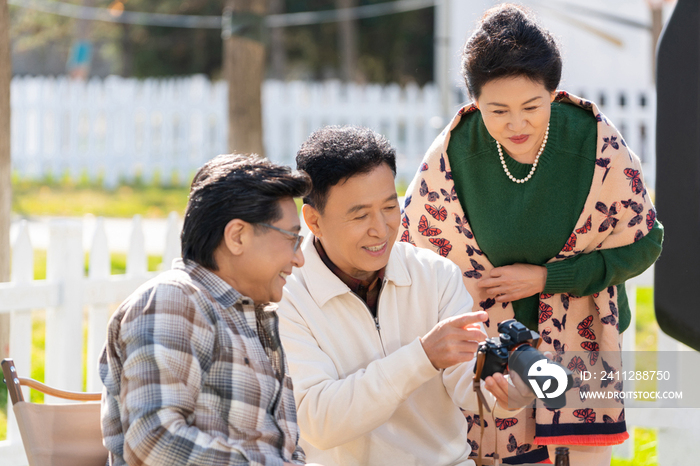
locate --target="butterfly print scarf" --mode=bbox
[400,92,655,459]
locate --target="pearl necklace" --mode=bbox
[496,123,549,184]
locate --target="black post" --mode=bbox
[654,0,700,350]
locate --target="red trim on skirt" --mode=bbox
[534,432,629,446]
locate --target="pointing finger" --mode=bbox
[446,311,488,328]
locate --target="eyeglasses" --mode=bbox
[259,223,304,252]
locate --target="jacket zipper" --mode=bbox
[350,278,387,357]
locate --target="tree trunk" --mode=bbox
[0,0,12,362]
[224,0,267,157]
[336,0,358,82]
[192,28,208,74]
[268,0,286,80]
[121,23,133,77]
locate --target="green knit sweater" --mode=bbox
[447,101,664,332]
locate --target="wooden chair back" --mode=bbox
[2,358,108,466]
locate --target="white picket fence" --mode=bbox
[11,76,228,187]
[10,76,658,187]
[0,215,181,465]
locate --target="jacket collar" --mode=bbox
[299,234,412,308]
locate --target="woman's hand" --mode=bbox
[476,263,547,302]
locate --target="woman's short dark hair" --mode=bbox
[181,153,311,270]
[461,3,562,99]
[296,125,396,213]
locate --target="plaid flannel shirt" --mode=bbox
[99,259,305,466]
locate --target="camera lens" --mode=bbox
[509,345,572,409]
[509,344,546,383]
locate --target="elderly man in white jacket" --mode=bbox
[278,126,529,466]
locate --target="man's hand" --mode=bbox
[420,312,488,369]
[483,371,535,411]
[476,263,547,303]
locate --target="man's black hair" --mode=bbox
[296,125,396,213]
[181,153,311,270]
[461,3,562,99]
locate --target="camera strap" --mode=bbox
[472,351,491,414]
[472,351,501,466]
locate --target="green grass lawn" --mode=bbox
[11,175,400,219]
[611,427,658,466]
[12,175,190,218]
[0,384,6,439]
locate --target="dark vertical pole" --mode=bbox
[654,0,700,350]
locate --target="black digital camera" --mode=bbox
[475,319,573,409]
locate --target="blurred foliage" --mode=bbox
[10,0,123,73]
[118,0,225,78]
[0,388,5,439]
[10,0,434,84]
[283,0,433,84]
[611,427,658,466]
[636,287,658,351]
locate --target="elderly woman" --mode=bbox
[400,4,663,465]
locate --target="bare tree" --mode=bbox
[0,0,12,361]
[336,0,359,82]
[224,0,267,157]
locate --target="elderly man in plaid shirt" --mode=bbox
[99,154,322,466]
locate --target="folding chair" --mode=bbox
[2,358,108,466]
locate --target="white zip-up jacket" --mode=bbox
[279,238,498,466]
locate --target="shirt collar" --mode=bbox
[299,234,412,308]
[313,237,385,294]
[175,259,277,312]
